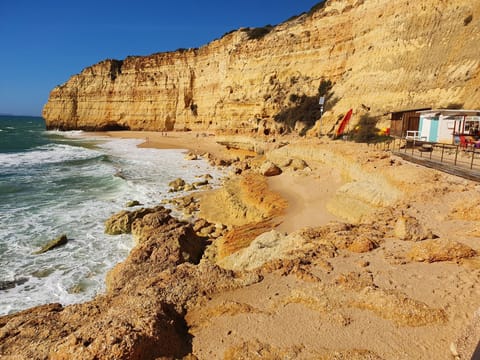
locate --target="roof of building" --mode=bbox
[389,107,431,115]
[417,109,480,116]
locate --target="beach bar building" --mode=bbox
[389,108,431,138]
[416,109,480,144]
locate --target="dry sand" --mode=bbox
[102,130,237,160]
[268,165,343,233]
[103,131,343,233]
[98,131,480,359]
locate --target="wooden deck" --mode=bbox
[393,151,480,182]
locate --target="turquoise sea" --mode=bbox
[0,115,219,315]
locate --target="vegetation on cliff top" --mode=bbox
[220,1,326,41]
[244,25,274,41]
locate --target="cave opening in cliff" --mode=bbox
[100,123,131,131]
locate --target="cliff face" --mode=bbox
[43,0,480,133]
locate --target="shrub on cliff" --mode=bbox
[350,114,381,143]
[274,78,337,135]
[318,78,333,97]
[245,25,274,40]
[308,1,327,16]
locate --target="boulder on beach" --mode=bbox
[408,239,477,263]
[168,178,186,192]
[33,234,68,254]
[260,161,282,177]
[290,158,309,171]
[348,237,378,253]
[394,215,435,241]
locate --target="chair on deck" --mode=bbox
[459,135,471,149]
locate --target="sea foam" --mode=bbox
[0,134,222,315]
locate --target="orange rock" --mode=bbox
[348,237,378,253]
[408,239,477,263]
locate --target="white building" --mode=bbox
[416,109,480,144]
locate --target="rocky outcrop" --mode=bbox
[407,239,477,263]
[2,140,480,358]
[0,207,255,359]
[104,206,168,236]
[266,140,403,222]
[33,234,68,254]
[259,161,282,177]
[43,0,480,133]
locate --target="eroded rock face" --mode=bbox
[43,0,480,133]
[0,207,251,360]
[107,206,207,291]
[104,206,168,235]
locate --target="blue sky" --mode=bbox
[0,0,322,116]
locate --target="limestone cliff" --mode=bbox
[43,0,480,133]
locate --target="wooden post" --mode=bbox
[471,147,475,169]
[453,145,458,166]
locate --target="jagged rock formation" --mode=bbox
[43,0,480,133]
[2,139,480,358]
[0,207,255,359]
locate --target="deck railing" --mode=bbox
[369,137,480,172]
[404,130,427,141]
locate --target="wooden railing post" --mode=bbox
[471,147,475,169]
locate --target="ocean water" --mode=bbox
[0,115,221,315]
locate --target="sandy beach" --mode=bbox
[1,130,480,359]
[105,131,480,358]
[103,130,237,160]
[103,131,343,234]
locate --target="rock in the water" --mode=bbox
[33,234,68,254]
[260,161,282,177]
[184,183,196,192]
[0,277,28,290]
[185,151,198,160]
[193,179,209,187]
[408,239,477,263]
[105,207,168,235]
[125,200,141,207]
[168,178,186,192]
